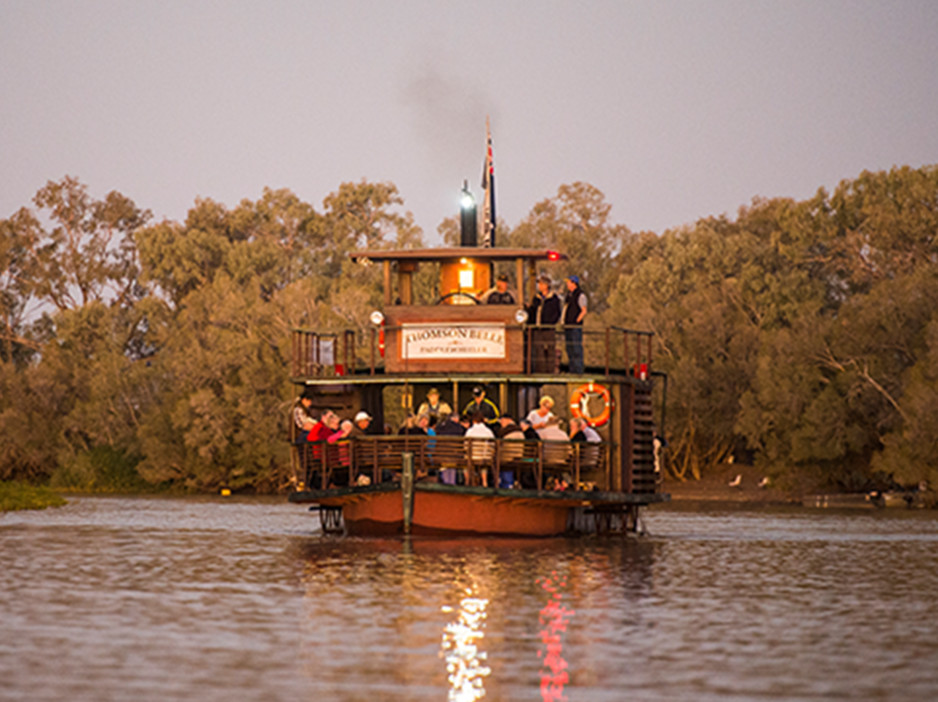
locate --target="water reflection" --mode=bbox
[4,499,938,701]
[537,571,574,702]
[440,588,490,701]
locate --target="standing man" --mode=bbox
[483,273,515,304]
[416,388,453,422]
[527,274,562,373]
[462,385,500,426]
[563,275,588,374]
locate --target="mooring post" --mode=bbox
[401,452,415,535]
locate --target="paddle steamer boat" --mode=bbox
[288,245,669,536]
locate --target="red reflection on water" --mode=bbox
[537,571,575,702]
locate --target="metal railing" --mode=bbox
[291,325,654,379]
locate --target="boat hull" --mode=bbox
[291,483,668,537]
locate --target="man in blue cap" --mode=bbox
[563,275,588,373]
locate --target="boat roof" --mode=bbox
[350,247,568,263]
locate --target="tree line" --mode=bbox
[1,166,936,496]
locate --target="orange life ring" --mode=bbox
[569,382,613,427]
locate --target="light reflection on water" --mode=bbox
[2,498,938,701]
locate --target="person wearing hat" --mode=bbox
[483,273,516,305]
[349,410,373,438]
[416,388,453,422]
[563,274,588,374]
[527,274,562,372]
[461,385,500,426]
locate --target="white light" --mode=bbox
[369,310,385,325]
[460,193,474,209]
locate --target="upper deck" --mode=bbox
[291,246,653,385]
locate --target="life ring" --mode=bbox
[569,382,613,427]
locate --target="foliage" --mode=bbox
[1,166,937,495]
[0,481,66,511]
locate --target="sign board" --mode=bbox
[402,323,506,360]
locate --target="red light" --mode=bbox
[547,251,561,261]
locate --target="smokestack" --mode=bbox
[459,179,477,246]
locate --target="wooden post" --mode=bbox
[515,257,524,305]
[383,260,391,306]
[402,452,415,535]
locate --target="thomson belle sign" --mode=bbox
[401,323,506,359]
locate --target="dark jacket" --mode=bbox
[529,292,561,325]
[563,285,586,325]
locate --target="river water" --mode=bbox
[2,497,937,701]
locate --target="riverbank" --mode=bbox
[0,481,67,512]
[663,464,795,504]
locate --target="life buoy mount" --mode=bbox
[569,382,613,427]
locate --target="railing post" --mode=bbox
[401,452,414,535]
[623,330,629,375]
[604,327,610,376]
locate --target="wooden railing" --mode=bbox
[294,435,617,494]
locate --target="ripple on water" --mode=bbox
[2,497,938,701]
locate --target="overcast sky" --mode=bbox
[2,0,937,240]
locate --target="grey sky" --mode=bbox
[2,0,936,239]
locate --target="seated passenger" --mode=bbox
[399,414,429,435]
[435,411,465,436]
[465,412,495,487]
[519,419,540,441]
[526,395,556,431]
[349,411,373,438]
[496,415,525,487]
[537,418,570,465]
[307,410,339,443]
[434,411,464,485]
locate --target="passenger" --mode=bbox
[537,417,570,465]
[435,411,465,436]
[482,273,516,304]
[326,419,354,486]
[583,419,602,443]
[416,388,453,422]
[497,415,526,486]
[292,392,316,443]
[525,395,556,431]
[569,417,600,443]
[462,385,500,426]
[536,417,567,442]
[305,410,339,486]
[465,412,495,487]
[328,419,354,443]
[434,411,464,486]
[519,419,540,441]
[399,414,429,436]
[307,410,339,443]
[496,415,525,439]
[562,274,588,374]
[527,274,562,373]
[349,411,373,438]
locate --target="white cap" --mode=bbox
[354,411,372,422]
